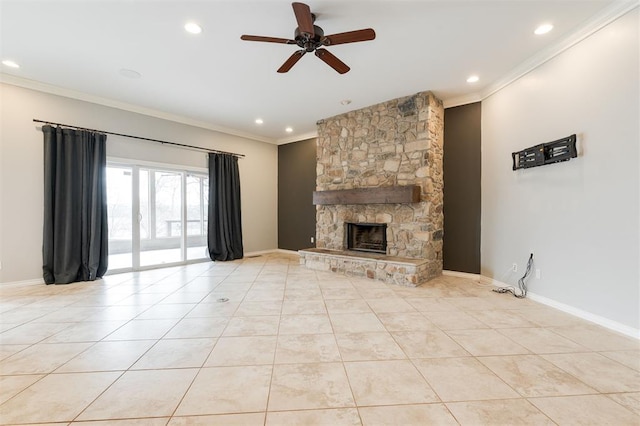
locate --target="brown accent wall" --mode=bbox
[443,102,481,274]
[278,138,317,251]
[277,103,481,273]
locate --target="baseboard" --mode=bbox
[244,249,279,257]
[479,276,502,287]
[245,248,302,257]
[276,249,300,255]
[443,270,481,282]
[4,265,636,338]
[481,276,640,340]
[0,277,45,287]
[525,292,640,339]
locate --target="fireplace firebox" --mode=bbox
[346,223,387,254]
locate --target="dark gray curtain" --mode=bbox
[42,125,108,284]
[207,153,243,261]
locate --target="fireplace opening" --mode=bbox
[346,223,387,254]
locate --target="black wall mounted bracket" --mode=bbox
[512,134,577,170]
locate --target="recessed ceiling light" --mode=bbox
[185,22,202,34]
[255,118,263,124]
[534,23,553,35]
[340,99,352,105]
[466,75,479,83]
[119,68,141,79]
[285,127,293,133]
[2,59,20,69]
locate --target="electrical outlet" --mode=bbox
[0,261,2,270]
[535,268,541,279]
[512,263,518,273]
[310,236,315,243]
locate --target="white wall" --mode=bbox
[481,9,639,331]
[0,83,278,283]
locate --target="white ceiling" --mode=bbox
[0,0,634,144]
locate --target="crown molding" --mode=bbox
[480,1,639,102]
[443,92,483,109]
[3,2,635,139]
[0,73,278,145]
[276,130,318,145]
[442,1,639,109]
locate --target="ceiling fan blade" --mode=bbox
[277,50,306,73]
[315,49,350,74]
[241,35,296,44]
[292,2,315,37]
[323,28,376,46]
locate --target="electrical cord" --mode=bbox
[493,253,533,298]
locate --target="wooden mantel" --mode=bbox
[312,185,421,205]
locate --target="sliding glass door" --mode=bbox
[106,166,133,269]
[140,169,183,267]
[186,173,209,260]
[106,163,209,272]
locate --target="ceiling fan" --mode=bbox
[240,2,376,74]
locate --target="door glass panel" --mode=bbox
[187,174,209,260]
[106,166,132,269]
[139,169,150,240]
[140,170,183,266]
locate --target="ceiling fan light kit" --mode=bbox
[240,2,376,74]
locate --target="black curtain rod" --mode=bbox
[33,119,245,158]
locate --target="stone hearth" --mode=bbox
[299,248,430,287]
[300,91,444,287]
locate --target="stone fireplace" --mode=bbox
[299,91,444,286]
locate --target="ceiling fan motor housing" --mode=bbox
[295,25,324,51]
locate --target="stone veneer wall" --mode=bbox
[315,91,444,281]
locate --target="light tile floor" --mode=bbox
[0,253,639,425]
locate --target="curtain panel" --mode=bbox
[42,125,108,284]
[207,153,244,261]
